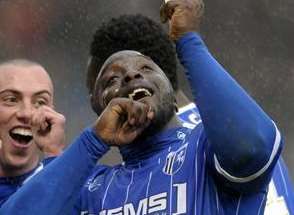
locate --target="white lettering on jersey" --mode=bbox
[173,183,187,215]
[148,192,167,213]
[98,184,189,215]
[99,192,167,215]
[264,180,289,215]
[124,198,147,215]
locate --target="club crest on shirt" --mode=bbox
[163,143,187,175]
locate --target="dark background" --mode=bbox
[0,0,293,179]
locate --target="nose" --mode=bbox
[123,69,143,83]
[16,102,34,124]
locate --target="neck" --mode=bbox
[0,158,40,178]
[135,113,182,143]
[161,114,182,130]
[119,124,188,165]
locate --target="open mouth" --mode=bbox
[128,88,153,101]
[9,128,33,145]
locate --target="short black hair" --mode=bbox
[87,14,178,95]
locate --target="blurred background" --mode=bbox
[0,0,293,178]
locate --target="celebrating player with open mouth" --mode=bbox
[0,0,285,214]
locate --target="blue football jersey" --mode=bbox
[0,157,54,207]
[0,32,284,215]
[177,102,294,215]
[74,32,283,215]
[76,124,281,215]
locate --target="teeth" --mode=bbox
[11,128,32,137]
[128,88,152,100]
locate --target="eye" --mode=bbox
[140,65,153,73]
[36,99,47,106]
[34,98,49,108]
[2,95,18,105]
[106,76,119,87]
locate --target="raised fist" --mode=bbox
[31,106,66,157]
[160,0,204,41]
[94,98,154,146]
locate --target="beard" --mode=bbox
[137,90,176,140]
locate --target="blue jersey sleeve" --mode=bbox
[178,103,294,212]
[0,127,110,215]
[176,32,283,191]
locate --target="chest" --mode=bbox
[86,141,206,215]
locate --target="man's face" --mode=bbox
[92,51,175,136]
[0,64,53,176]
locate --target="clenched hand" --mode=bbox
[94,98,154,146]
[160,0,204,41]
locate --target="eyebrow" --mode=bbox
[99,62,122,80]
[34,90,52,97]
[0,89,52,97]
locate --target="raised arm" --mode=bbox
[0,127,109,215]
[162,0,283,188]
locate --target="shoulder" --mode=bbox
[81,164,113,193]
